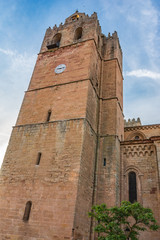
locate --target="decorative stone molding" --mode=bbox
[126,130,146,141]
[122,144,155,157]
[124,124,160,132]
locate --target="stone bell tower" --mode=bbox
[0,12,123,240]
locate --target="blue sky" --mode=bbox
[0,0,160,166]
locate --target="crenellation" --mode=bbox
[102,30,122,70]
[124,117,141,127]
[53,24,57,30]
[40,13,102,54]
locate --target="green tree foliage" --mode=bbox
[89,201,159,240]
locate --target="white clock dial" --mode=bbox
[55,64,66,74]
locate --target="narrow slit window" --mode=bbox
[129,172,137,203]
[98,35,100,48]
[23,201,32,222]
[36,152,41,165]
[103,158,106,166]
[46,110,51,122]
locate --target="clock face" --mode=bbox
[55,64,66,74]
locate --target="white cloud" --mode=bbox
[126,69,160,80]
[0,48,37,168]
[0,48,15,56]
[0,48,36,73]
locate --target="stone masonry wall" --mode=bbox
[100,59,124,140]
[28,41,94,91]
[73,120,97,239]
[121,141,160,240]
[96,136,121,207]
[0,120,84,240]
[124,124,160,140]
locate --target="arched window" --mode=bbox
[47,33,61,49]
[23,201,32,222]
[129,172,137,203]
[74,27,82,40]
[126,131,146,141]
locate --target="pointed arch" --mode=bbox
[47,33,62,49]
[74,27,83,40]
[123,166,143,204]
[126,131,146,141]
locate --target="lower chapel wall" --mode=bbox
[121,142,160,240]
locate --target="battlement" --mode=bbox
[40,11,102,53]
[102,30,122,69]
[106,31,118,40]
[46,11,98,34]
[40,11,122,70]
[106,31,122,52]
[65,11,98,24]
[124,118,141,127]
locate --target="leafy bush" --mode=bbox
[89,201,159,240]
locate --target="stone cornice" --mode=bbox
[150,136,160,141]
[121,136,160,145]
[121,139,153,145]
[124,124,160,132]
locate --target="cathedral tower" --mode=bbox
[0,12,123,240]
